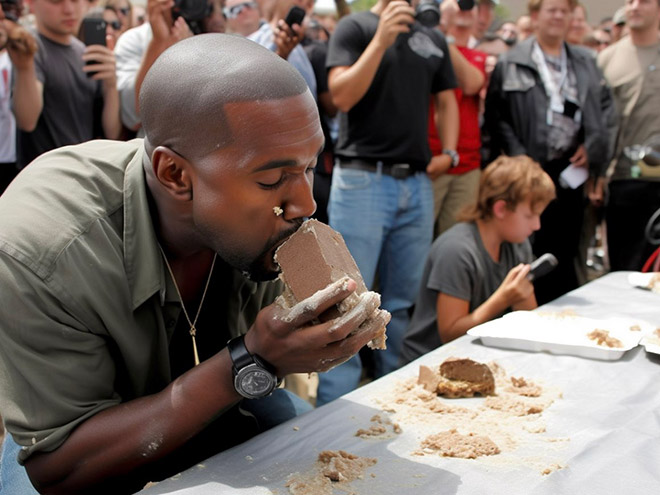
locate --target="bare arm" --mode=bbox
[83,37,122,139]
[436,264,535,343]
[328,1,414,112]
[427,89,459,180]
[25,279,385,493]
[448,43,485,96]
[134,0,193,113]
[6,23,42,131]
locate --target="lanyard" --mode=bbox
[532,42,568,125]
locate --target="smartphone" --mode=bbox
[284,5,305,29]
[81,18,107,47]
[527,253,559,282]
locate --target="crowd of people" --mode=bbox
[0,0,659,492]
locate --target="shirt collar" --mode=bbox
[122,141,168,310]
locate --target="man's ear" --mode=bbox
[492,199,509,219]
[151,147,194,201]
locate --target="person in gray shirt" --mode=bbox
[400,155,556,366]
[8,0,121,167]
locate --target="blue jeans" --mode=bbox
[0,389,311,493]
[317,163,433,406]
[0,434,39,494]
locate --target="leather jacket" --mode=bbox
[485,37,617,178]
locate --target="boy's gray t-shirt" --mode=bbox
[17,33,102,167]
[400,222,533,365]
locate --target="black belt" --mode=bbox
[338,159,417,179]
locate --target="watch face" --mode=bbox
[236,365,276,399]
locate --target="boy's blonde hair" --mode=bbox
[528,0,578,14]
[458,155,556,222]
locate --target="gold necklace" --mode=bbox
[158,245,217,366]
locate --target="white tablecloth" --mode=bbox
[141,272,660,495]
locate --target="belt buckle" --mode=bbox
[390,163,411,179]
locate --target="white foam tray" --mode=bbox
[468,311,648,361]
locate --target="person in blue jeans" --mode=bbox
[319,0,459,405]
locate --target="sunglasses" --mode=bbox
[118,7,130,16]
[108,20,122,30]
[222,1,257,19]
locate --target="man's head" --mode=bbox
[140,34,323,281]
[27,0,87,41]
[529,0,576,45]
[223,0,260,36]
[625,0,660,35]
[459,155,555,242]
[515,14,533,41]
[566,3,590,45]
[473,0,497,41]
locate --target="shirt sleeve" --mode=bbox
[114,25,151,130]
[326,16,367,70]
[0,253,121,464]
[425,236,475,302]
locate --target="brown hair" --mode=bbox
[458,155,556,222]
[528,0,578,14]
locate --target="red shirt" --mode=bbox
[428,46,486,175]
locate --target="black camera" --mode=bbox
[1,0,21,22]
[416,0,440,29]
[172,0,212,34]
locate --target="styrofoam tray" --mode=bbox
[468,311,647,361]
[628,272,660,294]
[640,328,660,355]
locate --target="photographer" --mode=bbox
[8,0,121,168]
[115,0,225,134]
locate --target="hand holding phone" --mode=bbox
[284,5,305,28]
[527,253,559,282]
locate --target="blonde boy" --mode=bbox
[400,155,555,364]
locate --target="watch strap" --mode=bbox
[227,335,279,378]
[442,149,460,168]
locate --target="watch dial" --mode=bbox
[242,369,274,395]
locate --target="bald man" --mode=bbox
[0,34,384,493]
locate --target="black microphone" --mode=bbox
[527,253,559,282]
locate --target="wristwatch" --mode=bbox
[443,149,460,168]
[227,335,279,399]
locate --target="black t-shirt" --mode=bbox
[327,11,456,169]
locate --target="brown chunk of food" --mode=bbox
[275,219,389,349]
[418,358,495,398]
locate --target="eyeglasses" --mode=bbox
[118,7,130,16]
[222,1,257,19]
[108,20,122,30]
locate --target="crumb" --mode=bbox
[419,429,500,459]
[587,329,623,348]
[293,426,300,431]
[273,206,284,216]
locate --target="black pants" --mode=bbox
[531,158,586,304]
[606,179,660,271]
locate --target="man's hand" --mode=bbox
[587,175,605,207]
[426,154,452,180]
[4,20,38,71]
[570,144,589,168]
[493,264,534,307]
[244,278,387,376]
[373,0,415,50]
[273,19,303,60]
[82,36,118,90]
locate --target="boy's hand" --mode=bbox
[496,264,534,306]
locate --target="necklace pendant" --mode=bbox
[191,333,201,367]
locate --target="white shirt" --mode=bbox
[0,50,16,163]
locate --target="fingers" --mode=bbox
[277,277,358,327]
[327,291,382,340]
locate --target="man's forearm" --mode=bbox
[329,40,387,113]
[435,90,459,150]
[102,86,122,139]
[26,350,240,494]
[448,44,484,96]
[13,66,43,132]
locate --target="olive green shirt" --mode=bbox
[0,139,282,463]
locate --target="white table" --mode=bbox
[142,272,660,495]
